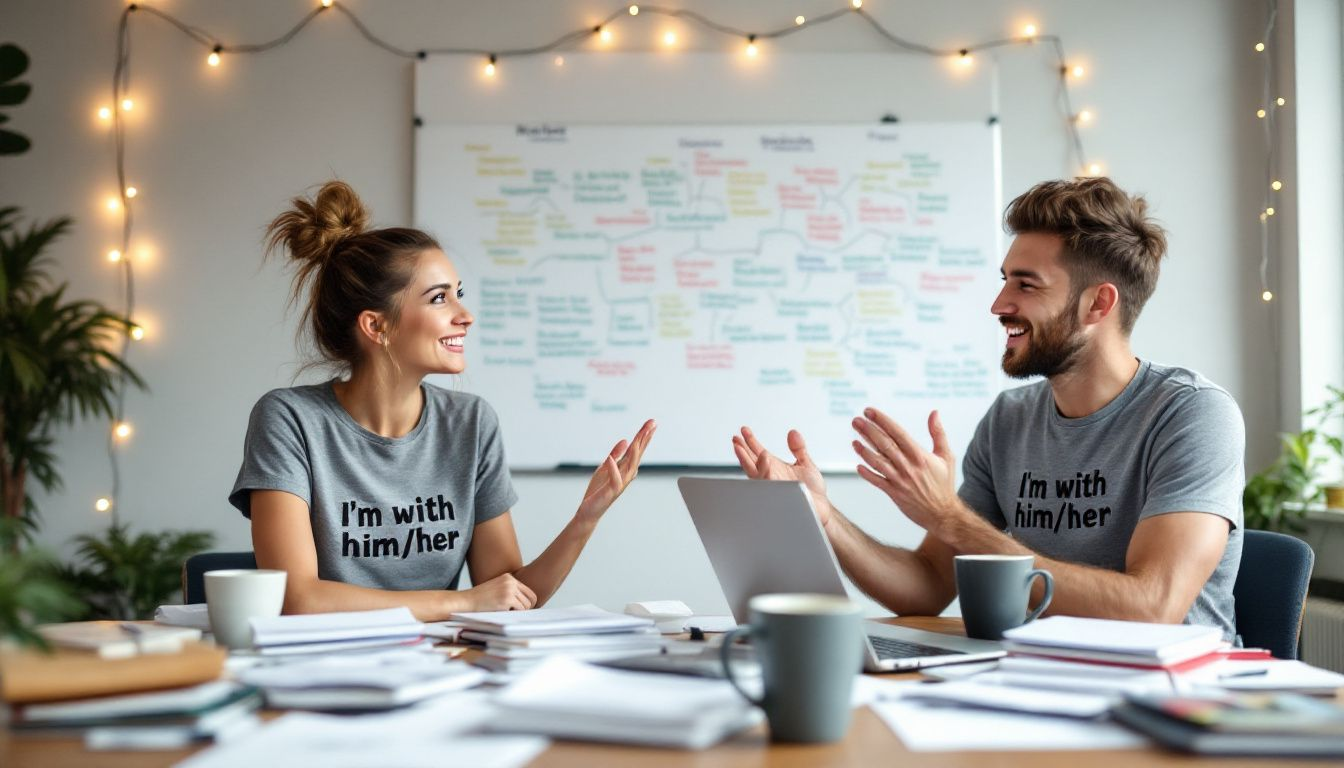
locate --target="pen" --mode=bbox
[119,621,145,636]
[1218,668,1269,679]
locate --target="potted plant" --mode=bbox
[0,518,80,649]
[1243,387,1344,531]
[58,523,214,621]
[1305,385,1344,509]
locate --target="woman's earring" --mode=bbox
[379,332,387,346]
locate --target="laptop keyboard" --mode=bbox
[868,635,965,660]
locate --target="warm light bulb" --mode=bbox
[746,42,758,57]
[1256,108,1266,118]
[599,27,612,42]
[1265,207,1275,216]
[1276,97,1286,106]
[957,51,973,67]
[852,0,863,8]
[1262,290,1274,302]
[1255,42,1265,52]
[97,106,112,120]
[484,61,496,77]
[129,324,145,341]
[1087,163,1102,176]
[107,249,122,263]
[1070,65,1085,78]
[125,186,137,198]
[1022,23,1037,37]
[1271,180,1282,191]
[1077,110,1093,123]
[554,55,564,67]
[321,0,333,7]
[95,497,112,513]
[121,98,134,111]
[795,15,806,25]
[113,422,133,440]
[207,51,220,67]
[106,198,120,211]
[628,4,639,14]
[663,31,677,46]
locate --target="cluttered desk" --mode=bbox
[3,605,1343,768]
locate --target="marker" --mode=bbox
[1218,668,1269,679]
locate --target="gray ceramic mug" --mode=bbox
[954,554,1053,640]
[719,593,863,743]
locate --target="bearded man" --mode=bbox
[734,177,1245,639]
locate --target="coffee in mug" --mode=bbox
[954,554,1053,641]
[204,569,286,650]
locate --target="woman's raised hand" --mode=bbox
[575,419,657,525]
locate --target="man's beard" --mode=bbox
[1001,304,1086,379]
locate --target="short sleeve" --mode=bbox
[228,392,314,518]
[472,400,518,525]
[1140,389,1245,528]
[958,408,1007,528]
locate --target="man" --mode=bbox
[734,177,1244,639]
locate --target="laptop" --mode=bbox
[677,476,1005,672]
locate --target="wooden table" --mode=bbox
[1,616,1331,767]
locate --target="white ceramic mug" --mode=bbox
[204,569,287,650]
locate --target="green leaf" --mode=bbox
[0,129,30,155]
[0,44,30,82]
[0,83,30,107]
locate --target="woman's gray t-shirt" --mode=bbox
[229,382,518,591]
[958,360,1245,640]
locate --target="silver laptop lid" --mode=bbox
[678,477,849,622]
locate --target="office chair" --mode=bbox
[182,551,258,604]
[1233,529,1315,659]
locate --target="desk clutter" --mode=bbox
[4,609,1344,759]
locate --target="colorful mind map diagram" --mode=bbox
[415,123,1005,468]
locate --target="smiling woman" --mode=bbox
[227,181,655,620]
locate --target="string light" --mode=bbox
[125,186,138,198]
[106,197,120,211]
[1069,64,1085,78]
[94,497,112,513]
[1265,207,1275,216]
[320,0,333,7]
[1253,3,1281,305]
[1256,108,1266,118]
[597,26,612,43]
[129,324,146,341]
[1087,162,1103,176]
[662,31,677,46]
[957,49,973,67]
[207,46,221,67]
[120,97,134,111]
[97,106,112,120]
[1262,290,1274,302]
[113,422,133,441]
[1276,97,1285,106]
[484,54,497,77]
[745,35,758,57]
[1022,23,1038,38]
[107,249,123,263]
[795,16,805,26]
[1271,180,1282,190]
[1255,42,1265,52]
[554,55,564,66]
[852,0,863,8]
[628,5,638,15]
[1076,109,1093,124]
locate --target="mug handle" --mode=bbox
[719,626,764,706]
[1024,569,1054,623]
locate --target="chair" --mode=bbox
[1233,529,1315,659]
[182,551,258,604]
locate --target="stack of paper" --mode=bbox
[7,680,261,750]
[237,646,486,710]
[1001,617,1225,668]
[36,621,203,659]
[488,655,762,749]
[246,607,424,655]
[454,605,662,674]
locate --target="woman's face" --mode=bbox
[384,248,473,377]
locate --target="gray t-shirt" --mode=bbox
[958,360,1245,640]
[229,381,518,591]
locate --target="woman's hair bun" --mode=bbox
[266,180,371,266]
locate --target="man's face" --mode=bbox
[991,233,1087,379]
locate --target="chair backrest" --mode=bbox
[182,551,258,604]
[1233,529,1315,659]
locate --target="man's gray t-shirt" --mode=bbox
[958,360,1244,640]
[229,382,518,591]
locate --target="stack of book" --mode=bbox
[245,607,425,656]
[236,646,486,710]
[488,655,762,749]
[1112,691,1344,756]
[2,620,250,750]
[453,605,663,674]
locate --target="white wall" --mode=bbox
[0,0,1280,616]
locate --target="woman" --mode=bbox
[229,181,655,619]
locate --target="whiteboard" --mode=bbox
[415,121,1004,469]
